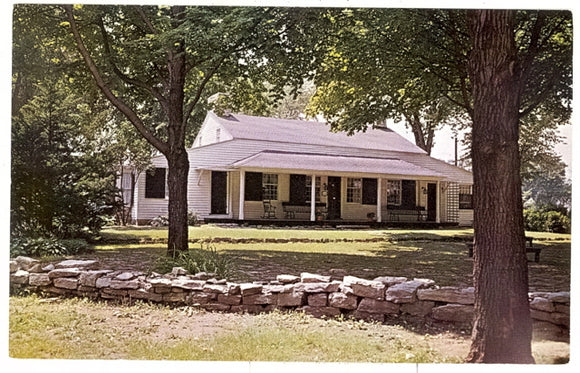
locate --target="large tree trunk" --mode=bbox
[466,10,534,363]
[166,149,189,254]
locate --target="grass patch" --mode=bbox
[9,296,568,363]
[9,295,459,362]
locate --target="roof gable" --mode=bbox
[212,112,427,154]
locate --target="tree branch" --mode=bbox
[96,16,169,110]
[64,5,168,154]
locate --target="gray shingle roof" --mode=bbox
[215,113,427,154]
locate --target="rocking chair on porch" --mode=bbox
[262,200,276,219]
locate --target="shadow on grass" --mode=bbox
[226,240,474,287]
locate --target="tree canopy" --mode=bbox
[308,9,572,156]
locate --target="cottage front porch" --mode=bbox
[200,151,461,226]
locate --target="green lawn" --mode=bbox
[85,226,570,292]
[9,295,569,363]
[100,225,570,243]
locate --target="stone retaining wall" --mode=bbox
[10,256,569,332]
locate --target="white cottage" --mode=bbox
[128,112,474,226]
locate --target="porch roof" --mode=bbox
[230,151,444,178]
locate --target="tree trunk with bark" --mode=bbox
[466,10,534,364]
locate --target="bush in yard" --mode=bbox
[154,243,233,279]
[524,207,570,233]
[10,235,91,258]
[150,215,169,227]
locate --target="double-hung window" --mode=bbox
[346,178,362,203]
[459,185,473,209]
[262,173,278,201]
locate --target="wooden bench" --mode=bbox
[466,237,541,262]
[282,202,327,219]
[388,209,427,222]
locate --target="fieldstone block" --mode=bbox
[373,276,408,287]
[277,291,305,306]
[186,292,216,305]
[42,264,55,272]
[28,264,44,273]
[226,283,241,295]
[263,284,294,293]
[95,276,112,289]
[308,293,328,307]
[385,280,428,303]
[243,293,278,305]
[48,268,81,279]
[342,276,385,300]
[102,288,128,296]
[431,304,474,323]
[417,286,475,305]
[240,283,263,296]
[328,292,358,310]
[218,294,242,305]
[11,270,30,284]
[300,306,341,318]
[529,297,555,313]
[171,267,188,276]
[14,256,39,271]
[55,259,98,270]
[277,274,300,284]
[301,272,331,283]
[79,270,112,287]
[400,301,435,317]
[358,298,399,314]
[203,284,228,294]
[163,292,186,303]
[110,279,140,290]
[29,273,51,286]
[54,277,78,290]
[351,310,385,323]
[9,260,18,273]
[115,272,136,281]
[295,281,340,293]
[172,278,205,291]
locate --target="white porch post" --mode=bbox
[310,174,316,221]
[376,178,382,222]
[436,180,441,223]
[239,170,245,220]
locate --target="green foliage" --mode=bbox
[155,243,233,279]
[150,215,169,227]
[524,208,570,233]
[10,235,91,258]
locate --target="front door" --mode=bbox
[211,171,228,215]
[327,176,341,220]
[427,183,437,221]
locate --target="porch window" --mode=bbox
[387,180,402,205]
[305,176,321,202]
[459,185,473,209]
[263,173,278,201]
[145,168,166,199]
[346,178,362,203]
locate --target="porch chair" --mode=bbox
[262,200,276,219]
